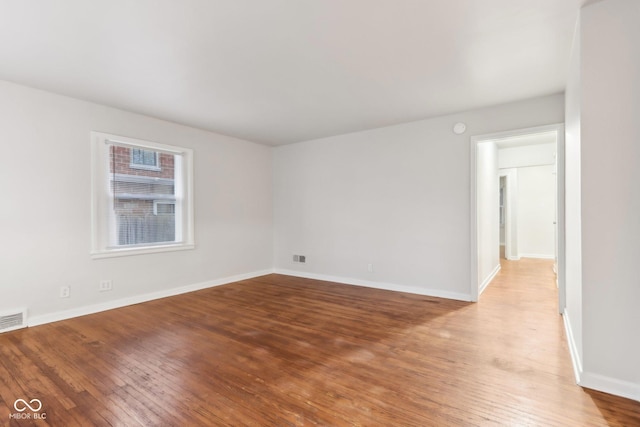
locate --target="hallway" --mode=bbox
[478,257,640,425]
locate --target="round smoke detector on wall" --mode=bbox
[453,122,467,135]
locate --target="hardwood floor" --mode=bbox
[1,261,639,426]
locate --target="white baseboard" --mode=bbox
[519,253,555,260]
[28,268,471,327]
[274,269,472,302]
[479,264,501,296]
[28,269,274,327]
[562,309,583,384]
[580,372,640,403]
[563,309,640,402]
[506,255,521,261]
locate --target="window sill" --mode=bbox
[91,243,195,259]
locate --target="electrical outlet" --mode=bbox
[99,280,113,292]
[368,263,373,272]
[299,255,306,263]
[59,286,70,298]
[293,255,299,262]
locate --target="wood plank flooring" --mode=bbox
[1,260,639,426]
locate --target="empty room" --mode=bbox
[1,0,639,425]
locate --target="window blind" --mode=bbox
[108,143,178,247]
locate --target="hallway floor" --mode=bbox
[479,256,640,426]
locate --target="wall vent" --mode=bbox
[0,309,27,333]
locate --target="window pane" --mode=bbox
[155,202,176,215]
[109,145,177,246]
[131,148,158,167]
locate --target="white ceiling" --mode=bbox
[0,1,584,146]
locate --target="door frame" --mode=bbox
[470,123,565,313]
[499,168,519,261]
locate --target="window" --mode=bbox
[91,132,194,258]
[130,148,160,170]
[154,200,176,215]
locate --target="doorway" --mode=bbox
[470,124,565,313]
[499,168,518,261]
[500,175,506,259]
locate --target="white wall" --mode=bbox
[564,14,583,375]
[273,94,564,300]
[499,143,556,259]
[0,80,273,323]
[499,143,556,169]
[516,165,556,258]
[477,142,500,286]
[579,0,640,399]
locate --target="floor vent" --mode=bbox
[0,309,27,333]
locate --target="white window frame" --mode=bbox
[90,131,195,259]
